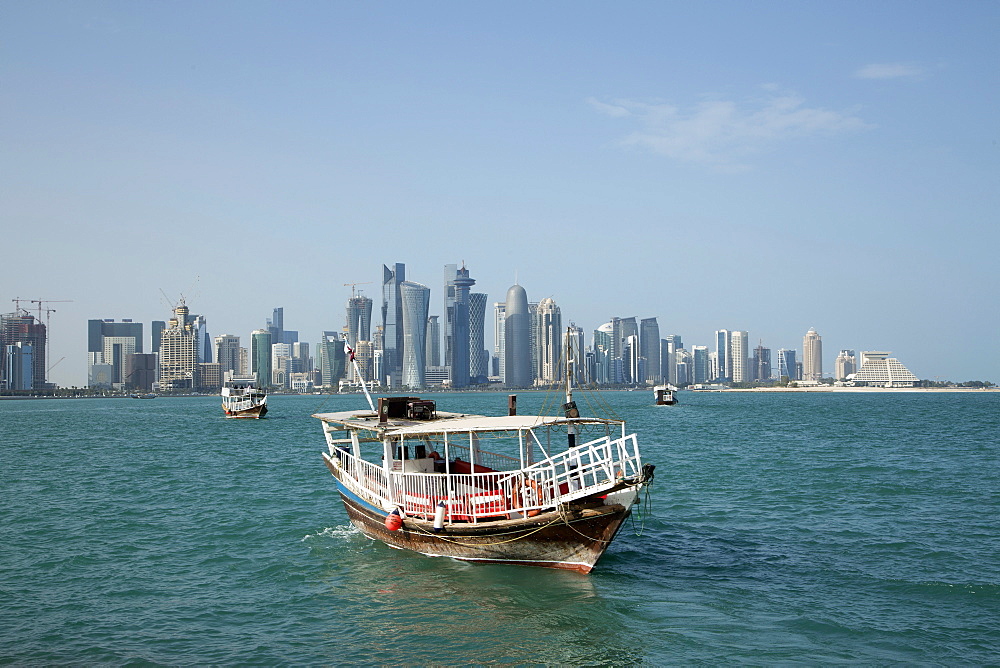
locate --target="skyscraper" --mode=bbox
[803,328,823,381]
[565,324,584,384]
[752,344,772,382]
[610,317,637,384]
[250,328,272,389]
[714,329,732,382]
[777,348,797,381]
[730,331,749,383]
[503,284,531,388]
[662,334,682,385]
[159,301,198,391]
[691,345,709,384]
[639,318,660,385]
[444,264,475,388]
[381,263,405,387]
[267,307,283,347]
[425,315,441,367]
[214,334,242,378]
[346,295,373,348]
[469,292,488,384]
[535,297,562,383]
[493,302,506,382]
[400,281,430,389]
[317,332,346,388]
[193,314,211,363]
[593,323,613,385]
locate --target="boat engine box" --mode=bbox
[406,400,436,420]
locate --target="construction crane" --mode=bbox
[30,300,72,330]
[344,282,372,298]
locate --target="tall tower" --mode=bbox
[730,331,749,383]
[803,328,823,381]
[639,317,660,385]
[503,284,531,388]
[714,329,732,382]
[691,345,709,384]
[493,302,506,381]
[469,292,488,384]
[268,307,284,346]
[250,328,272,388]
[346,295,373,348]
[565,324,584,384]
[381,263,405,387]
[214,334,242,377]
[777,348,797,381]
[425,315,441,367]
[400,281,430,389]
[445,264,476,388]
[535,297,562,383]
[593,323,613,385]
[753,343,772,382]
[159,301,198,391]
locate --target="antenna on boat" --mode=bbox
[342,335,376,412]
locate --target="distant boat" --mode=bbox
[129,393,157,399]
[314,331,654,573]
[653,385,678,405]
[222,378,268,418]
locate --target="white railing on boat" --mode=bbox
[325,432,642,523]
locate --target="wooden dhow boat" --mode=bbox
[314,336,654,573]
[221,378,268,418]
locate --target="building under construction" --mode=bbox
[1,309,48,390]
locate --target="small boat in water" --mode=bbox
[313,334,654,573]
[222,378,268,418]
[129,393,157,399]
[654,385,678,405]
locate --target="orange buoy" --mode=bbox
[385,508,402,531]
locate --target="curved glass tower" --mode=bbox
[400,281,430,389]
[503,284,531,388]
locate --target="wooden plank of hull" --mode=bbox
[339,491,632,574]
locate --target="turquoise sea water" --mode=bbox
[2,390,998,665]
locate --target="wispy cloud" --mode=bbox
[855,63,924,79]
[588,92,871,170]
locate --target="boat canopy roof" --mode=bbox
[312,410,623,436]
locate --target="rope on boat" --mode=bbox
[404,514,565,547]
[556,504,612,545]
[629,479,654,537]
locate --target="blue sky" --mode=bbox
[3,1,998,387]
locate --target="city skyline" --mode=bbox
[4,3,998,386]
[1,265,989,388]
[7,262,957,390]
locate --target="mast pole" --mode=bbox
[344,336,376,412]
[565,326,577,449]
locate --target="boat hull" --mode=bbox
[223,403,268,418]
[337,484,632,574]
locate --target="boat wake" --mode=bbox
[301,525,361,542]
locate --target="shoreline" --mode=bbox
[718,386,999,393]
[3,386,997,400]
